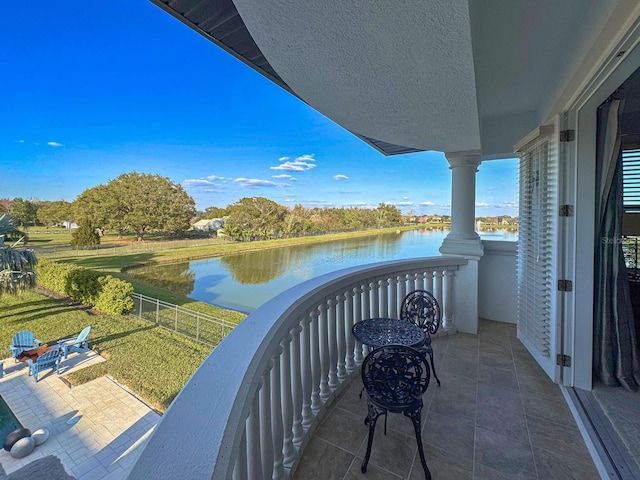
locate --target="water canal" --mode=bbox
[129,229,517,313]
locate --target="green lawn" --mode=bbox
[0,290,211,412]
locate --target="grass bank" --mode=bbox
[0,290,210,412]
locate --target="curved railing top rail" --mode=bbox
[128,255,467,480]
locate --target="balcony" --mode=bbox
[129,251,597,479]
[292,322,598,479]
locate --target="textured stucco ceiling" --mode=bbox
[153,0,637,157]
[232,0,481,154]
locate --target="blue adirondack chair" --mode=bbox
[26,349,62,383]
[57,326,91,359]
[8,330,42,362]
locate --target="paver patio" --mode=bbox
[0,351,160,479]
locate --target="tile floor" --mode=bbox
[293,319,601,480]
[0,351,160,479]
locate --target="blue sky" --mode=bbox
[0,2,518,217]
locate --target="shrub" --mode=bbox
[94,275,134,315]
[36,259,134,315]
[70,223,100,248]
[36,258,79,295]
[65,268,101,305]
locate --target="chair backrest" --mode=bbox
[36,350,60,366]
[399,290,441,337]
[361,345,430,411]
[76,326,91,343]
[12,330,35,347]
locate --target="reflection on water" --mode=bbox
[129,229,516,313]
[218,233,404,284]
[131,262,196,296]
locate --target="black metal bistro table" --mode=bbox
[352,317,426,349]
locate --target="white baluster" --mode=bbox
[300,315,314,429]
[443,269,456,333]
[434,269,444,311]
[410,272,420,291]
[380,278,389,317]
[260,362,274,480]
[389,276,399,317]
[371,281,380,317]
[290,324,304,447]
[271,348,285,480]
[327,297,339,391]
[354,286,364,365]
[318,303,331,402]
[310,308,322,414]
[363,282,372,321]
[426,268,435,293]
[232,425,248,480]
[399,274,408,306]
[336,293,348,381]
[246,388,261,480]
[281,333,296,470]
[345,288,356,373]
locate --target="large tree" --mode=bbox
[224,197,289,241]
[37,200,73,227]
[0,214,36,294]
[9,197,38,227]
[74,172,196,241]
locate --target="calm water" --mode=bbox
[130,229,517,313]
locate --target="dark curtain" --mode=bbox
[594,98,640,391]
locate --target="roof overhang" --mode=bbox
[151,0,640,158]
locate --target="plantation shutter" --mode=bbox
[623,148,640,211]
[516,126,559,377]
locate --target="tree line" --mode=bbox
[1,172,404,244]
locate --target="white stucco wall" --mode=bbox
[478,240,517,323]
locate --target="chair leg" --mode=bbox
[429,352,441,387]
[362,403,383,474]
[407,410,431,480]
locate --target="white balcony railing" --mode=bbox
[128,256,468,480]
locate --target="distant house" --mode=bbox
[62,220,78,229]
[193,218,223,232]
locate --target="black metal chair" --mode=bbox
[360,345,432,480]
[400,290,441,386]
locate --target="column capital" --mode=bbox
[444,150,482,170]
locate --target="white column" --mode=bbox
[440,150,484,254]
[439,150,484,334]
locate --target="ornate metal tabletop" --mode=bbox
[352,318,426,348]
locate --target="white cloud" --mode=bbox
[206,175,227,181]
[395,201,413,206]
[419,201,435,206]
[234,178,278,187]
[495,201,519,209]
[271,154,316,172]
[476,202,490,207]
[333,174,349,180]
[16,139,25,143]
[306,199,334,206]
[273,174,296,180]
[403,196,409,200]
[47,141,63,147]
[183,179,215,187]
